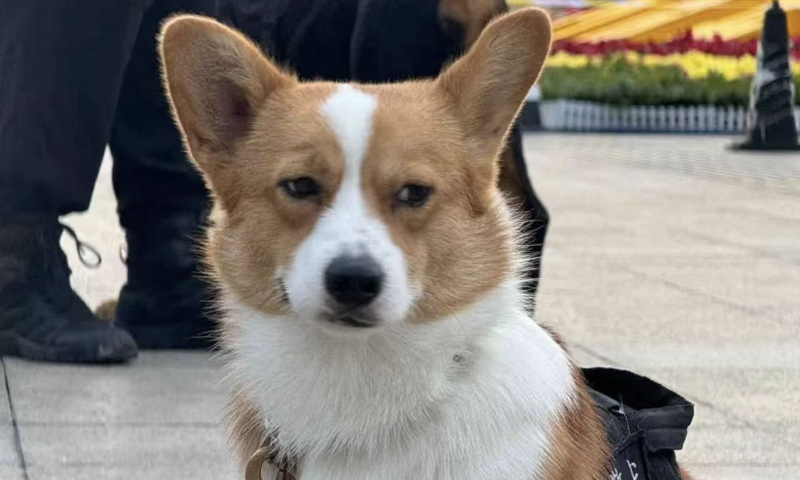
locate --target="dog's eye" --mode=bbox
[280,177,321,200]
[396,184,432,207]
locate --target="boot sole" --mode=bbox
[118,319,216,350]
[0,331,137,364]
[102,297,216,350]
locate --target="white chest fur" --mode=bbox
[226,283,576,480]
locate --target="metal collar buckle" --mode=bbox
[245,446,295,480]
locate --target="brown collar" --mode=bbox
[245,446,296,480]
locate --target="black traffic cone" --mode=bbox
[734,1,799,150]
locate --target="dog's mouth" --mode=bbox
[327,312,379,328]
[317,309,381,331]
[277,278,290,306]
[314,304,382,330]
[278,277,382,330]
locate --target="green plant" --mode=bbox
[539,55,800,107]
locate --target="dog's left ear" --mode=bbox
[436,8,551,162]
[159,15,294,170]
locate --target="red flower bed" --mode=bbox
[552,32,800,61]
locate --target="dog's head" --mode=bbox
[160,9,551,334]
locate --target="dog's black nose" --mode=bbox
[324,255,383,308]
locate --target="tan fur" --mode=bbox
[436,10,551,167]
[160,9,612,480]
[227,388,270,467]
[196,83,343,318]
[542,369,610,480]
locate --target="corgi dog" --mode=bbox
[159,8,610,480]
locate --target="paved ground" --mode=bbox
[2,134,799,479]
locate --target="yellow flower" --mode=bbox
[545,51,797,81]
[546,51,590,68]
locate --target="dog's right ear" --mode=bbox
[159,15,294,172]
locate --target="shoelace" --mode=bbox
[60,223,102,269]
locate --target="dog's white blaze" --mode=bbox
[321,84,375,180]
[284,84,413,326]
[319,84,377,262]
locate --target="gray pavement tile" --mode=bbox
[540,218,739,260]
[0,466,24,480]
[19,424,235,476]
[583,343,800,370]
[568,344,613,367]
[722,194,800,224]
[635,368,800,432]
[685,465,800,480]
[28,464,236,480]
[592,186,800,230]
[0,362,20,471]
[685,404,744,430]
[678,426,800,466]
[786,428,800,447]
[675,209,800,261]
[536,258,800,350]
[530,135,800,196]
[0,426,20,466]
[618,252,800,325]
[0,360,11,425]
[4,352,227,425]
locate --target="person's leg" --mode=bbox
[109,0,219,349]
[350,0,459,83]
[220,0,358,82]
[0,0,145,362]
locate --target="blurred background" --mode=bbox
[515,0,800,133]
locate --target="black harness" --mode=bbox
[585,368,694,480]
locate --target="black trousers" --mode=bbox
[0,0,215,227]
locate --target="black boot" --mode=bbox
[114,208,216,349]
[0,219,138,363]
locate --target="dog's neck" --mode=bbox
[225,280,576,480]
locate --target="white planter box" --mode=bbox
[539,100,800,133]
